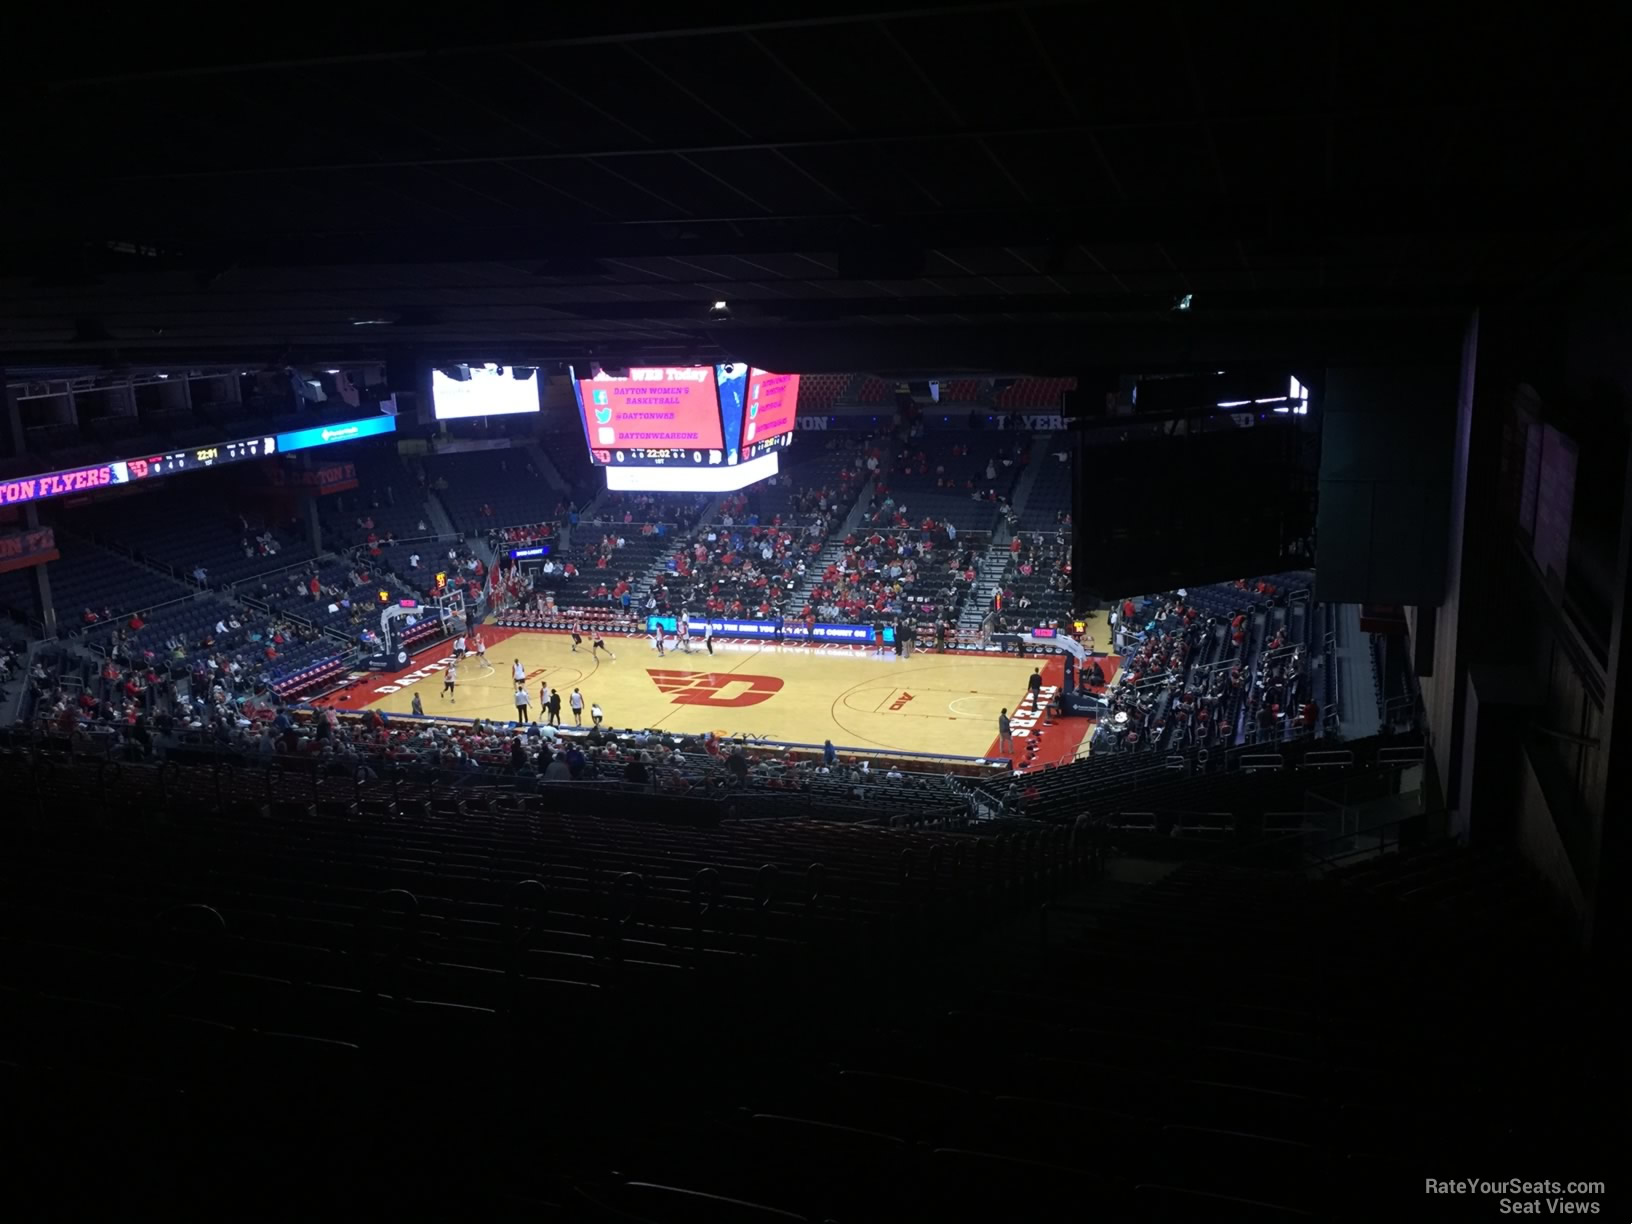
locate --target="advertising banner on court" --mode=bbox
[645,615,894,644]
[0,526,59,573]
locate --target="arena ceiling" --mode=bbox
[2,3,1627,374]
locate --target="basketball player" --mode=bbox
[442,659,458,702]
[474,631,491,671]
[703,618,714,656]
[453,633,467,660]
[678,611,691,653]
[589,701,604,728]
[569,687,585,726]
[570,622,584,652]
[512,658,526,685]
[539,680,552,720]
[650,621,665,656]
[592,629,616,660]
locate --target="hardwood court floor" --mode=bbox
[328,628,1058,760]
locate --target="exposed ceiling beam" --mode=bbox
[37,3,1037,87]
[2,194,1605,274]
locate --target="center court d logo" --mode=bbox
[647,669,784,708]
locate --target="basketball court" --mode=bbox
[313,621,1117,767]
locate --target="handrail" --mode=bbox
[80,590,212,656]
[1202,807,1440,872]
[578,517,684,530]
[222,553,327,591]
[1378,745,1427,766]
[1304,810,1439,872]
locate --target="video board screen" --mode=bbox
[741,368,799,462]
[432,364,542,419]
[577,366,725,465]
[571,361,800,489]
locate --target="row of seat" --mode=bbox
[0,734,1606,1220]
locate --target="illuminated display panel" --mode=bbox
[431,365,542,419]
[739,369,799,462]
[577,366,725,465]
[0,414,392,508]
[603,451,781,492]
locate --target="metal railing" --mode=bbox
[81,590,217,658]
[3,721,976,818]
[220,553,328,592]
[1303,810,1443,874]
[237,594,360,651]
[1199,807,1443,872]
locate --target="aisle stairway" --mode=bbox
[522,440,571,495]
[956,436,1052,634]
[783,477,877,614]
[1003,434,1051,524]
[423,490,458,539]
[960,545,1014,634]
[627,497,724,610]
[1332,604,1381,739]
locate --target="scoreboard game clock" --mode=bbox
[144,434,278,477]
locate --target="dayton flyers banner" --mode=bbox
[270,461,358,495]
[0,526,59,574]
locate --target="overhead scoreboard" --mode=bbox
[571,363,800,492]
